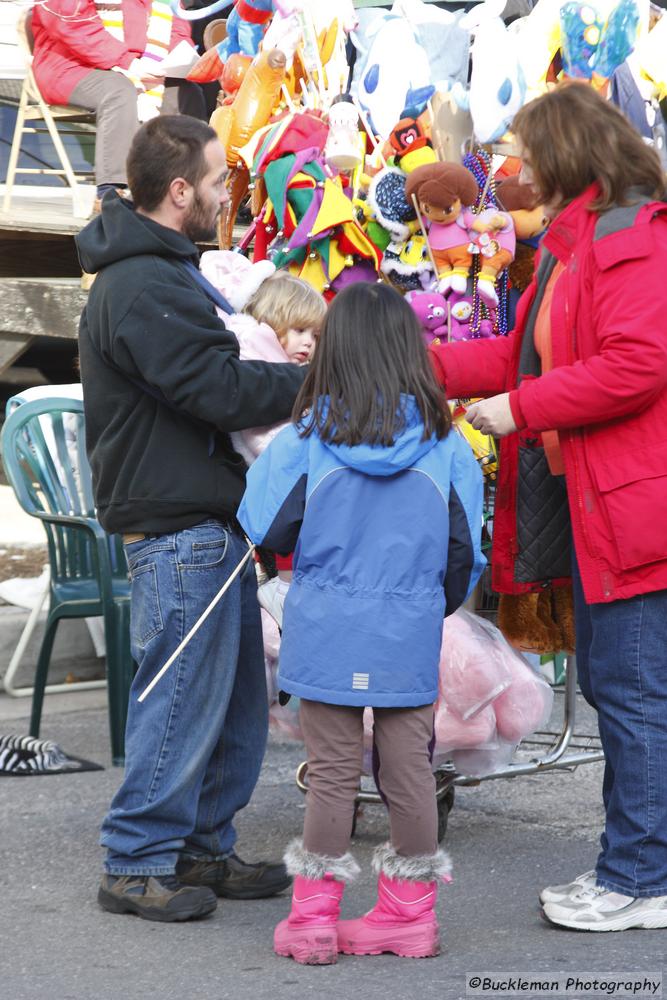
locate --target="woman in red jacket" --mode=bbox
[31,0,207,204]
[430,81,667,932]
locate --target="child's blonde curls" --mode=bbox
[244,273,327,344]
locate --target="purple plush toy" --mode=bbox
[405,289,449,346]
[448,290,496,341]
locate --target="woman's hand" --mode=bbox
[465,393,517,437]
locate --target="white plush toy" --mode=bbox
[199,251,276,313]
[351,9,433,140]
[462,0,527,144]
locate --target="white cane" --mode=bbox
[137,543,256,702]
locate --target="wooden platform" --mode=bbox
[0,184,248,240]
[0,184,248,280]
[0,184,95,235]
[0,277,83,374]
[0,185,251,375]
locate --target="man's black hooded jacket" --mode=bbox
[76,193,305,535]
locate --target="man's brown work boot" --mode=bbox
[98,874,217,922]
[176,852,292,899]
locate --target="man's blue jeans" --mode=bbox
[101,520,268,876]
[573,555,667,897]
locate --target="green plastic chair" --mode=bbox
[1,397,133,766]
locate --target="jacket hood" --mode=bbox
[75,192,199,273]
[320,396,439,476]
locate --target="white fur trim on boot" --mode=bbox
[372,842,452,882]
[283,840,360,882]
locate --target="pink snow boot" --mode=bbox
[274,841,360,965]
[337,843,452,959]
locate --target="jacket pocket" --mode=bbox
[593,444,667,570]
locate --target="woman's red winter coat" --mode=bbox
[429,183,667,605]
[31,0,194,106]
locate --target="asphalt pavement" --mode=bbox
[1,371,665,1000]
[2,685,665,1000]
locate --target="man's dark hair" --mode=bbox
[127,115,219,212]
[295,282,451,447]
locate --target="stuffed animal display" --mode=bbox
[405,162,478,294]
[180,0,617,758]
[210,47,288,247]
[405,162,515,305]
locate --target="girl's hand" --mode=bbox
[465,394,517,437]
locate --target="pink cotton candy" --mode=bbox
[493,657,553,744]
[434,700,497,754]
[439,611,513,719]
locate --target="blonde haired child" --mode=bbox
[200,251,327,622]
[199,252,327,464]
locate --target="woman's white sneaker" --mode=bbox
[539,870,597,905]
[542,885,667,931]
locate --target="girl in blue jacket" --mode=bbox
[238,282,485,965]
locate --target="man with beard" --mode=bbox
[76,115,303,922]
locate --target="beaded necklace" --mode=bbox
[462,149,509,337]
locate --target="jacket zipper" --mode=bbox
[564,265,592,557]
[565,256,605,577]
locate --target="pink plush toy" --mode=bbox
[405,289,449,346]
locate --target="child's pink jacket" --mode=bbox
[226,313,291,465]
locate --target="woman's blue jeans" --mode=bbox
[573,555,667,897]
[101,520,268,876]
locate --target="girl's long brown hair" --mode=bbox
[512,81,666,213]
[294,282,451,446]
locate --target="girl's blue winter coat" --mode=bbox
[238,399,486,708]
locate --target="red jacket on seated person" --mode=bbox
[32,0,195,106]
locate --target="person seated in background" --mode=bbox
[31,0,208,208]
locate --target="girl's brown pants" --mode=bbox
[299,699,438,858]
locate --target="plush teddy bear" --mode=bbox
[497,586,575,656]
[496,174,550,294]
[493,654,553,744]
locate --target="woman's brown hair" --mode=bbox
[512,81,666,213]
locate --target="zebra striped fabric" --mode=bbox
[0,734,85,774]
